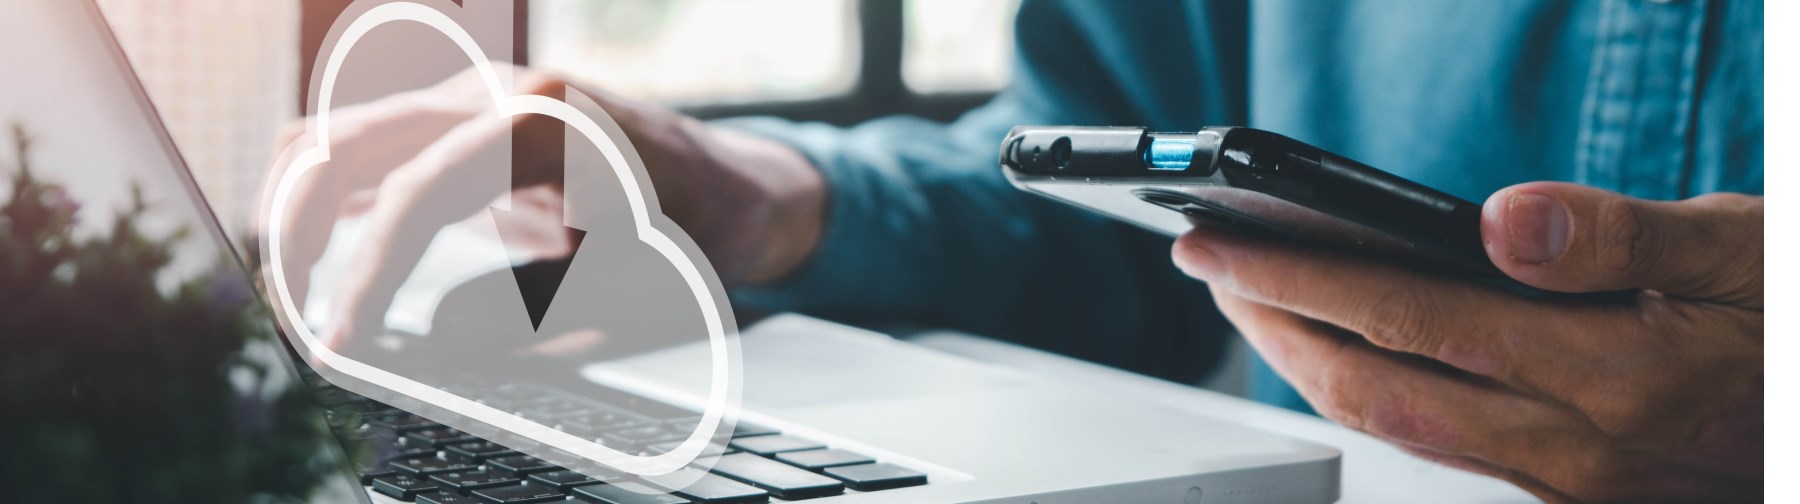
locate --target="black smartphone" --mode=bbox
[999,125,1528,290]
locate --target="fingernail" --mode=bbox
[1506,193,1569,264]
[1175,239,1227,281]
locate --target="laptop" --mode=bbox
[0,1,1340,502]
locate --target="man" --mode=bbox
[277,1,1762,500]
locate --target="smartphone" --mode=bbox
[999,125,1527,290]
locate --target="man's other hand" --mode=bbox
[1172,182,1762,502]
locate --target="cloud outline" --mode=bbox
[261,1,737,477]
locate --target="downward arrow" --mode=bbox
[489,207,583,331]
[489,136,583,332]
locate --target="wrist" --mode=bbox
[725,129,826,285]
[688,123,825,285]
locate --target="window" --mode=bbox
[902,0,1018,94]
[530,0,859,106]
[96,0,299,237]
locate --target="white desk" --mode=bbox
[904,328,1540,504]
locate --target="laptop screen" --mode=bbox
[0,1,363,502]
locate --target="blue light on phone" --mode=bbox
[1145,138,1197,170]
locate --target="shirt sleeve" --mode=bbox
[718,0,1231,382]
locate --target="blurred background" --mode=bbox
[93,0,1019,238]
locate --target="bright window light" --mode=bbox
[530,0,858,106]
[901,0,1017,94]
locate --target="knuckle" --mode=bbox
[1594,199,1659,280]
[1255,273,1299,307]
[1314,370,1349,415]
[1577,381,1684,445]
[1590,398,1661,439]
[1562,365,1662,435]
[1357,288,1442,355]
[519,72,570,97]
[1309,357,1365,430]
[1552,450,1634,503]
[1241,260,1307,308]
[376,164,433,198]
[1364,400,1456,448]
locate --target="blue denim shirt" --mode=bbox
[727,0,1763,412]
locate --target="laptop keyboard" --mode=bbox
[303,372,927,503]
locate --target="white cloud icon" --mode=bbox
[260,1,739,480]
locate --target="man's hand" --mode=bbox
[263,66,825,351]
[1171,182,1762,502]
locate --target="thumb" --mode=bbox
[1480,182,1762,305]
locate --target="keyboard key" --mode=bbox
[445,441,522,461]
[663,416,703,432]
[381,444,441,464]
[354,424,435,460]
[591,392,697,420]
[429,468,524,493]
[644,469,769,504]
[574,482,691,504]
[526,469,614,491]
[728,435,824,455]
[370,474,443,500]
[486,455,559,476]
[471,482,568,503]
[468,482,565,500]
[367,412,441,432]
[352,448,422,484]
[708,453,845,500]
[559,410,653,436]
[407,428,482,448]
[729,423,779,439]
[475,384,558,404]
[355,463,397,486]
[417,489,483,504]
[342,422,405,444]
[669,419,775,439]
[772,449,875,471]
[823,463,927,491]
[389,457,480,476]
[645,440,733,457]
[599,424,686,451]
[335,399,399,415]
[521,398,599,418]
[357,469,397,486]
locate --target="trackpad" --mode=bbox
[582,315,1030,409]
